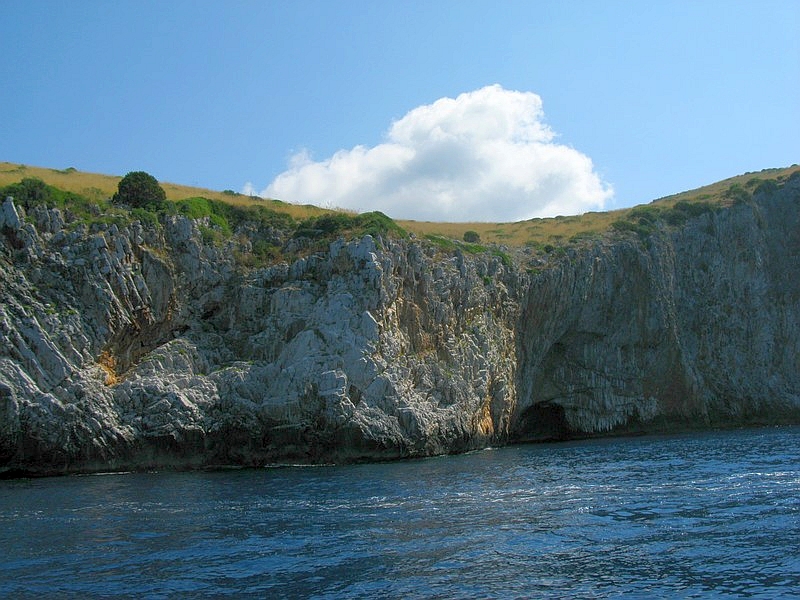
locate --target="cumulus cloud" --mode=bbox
[256,85,613,222]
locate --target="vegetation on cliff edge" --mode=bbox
[0,165,408,267]
[2,161,798,265]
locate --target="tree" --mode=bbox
[113,171,166,210]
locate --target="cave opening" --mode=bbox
[515,401,573,442]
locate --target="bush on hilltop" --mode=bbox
[463,230,480,243]
[113,171,167,211]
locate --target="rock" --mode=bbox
[1,180,799,476]
[0,197,22,230]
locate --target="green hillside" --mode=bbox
[2,160,798,251]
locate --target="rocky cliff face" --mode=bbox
[1,177,799,475]
[514,182,800,439]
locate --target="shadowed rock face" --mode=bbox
[513,180,800,441]
[514,180,800,439]
[1,177,799,475]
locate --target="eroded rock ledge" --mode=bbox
[2,179,799,475]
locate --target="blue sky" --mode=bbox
[1,1,798,221]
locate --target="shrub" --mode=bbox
[611,219,653,240]
[753,179,779,198]
[491,248,512,267]
[130,207,160,228]
[113,171,167,211]
[176,196,213,219]
[663,209,687,227]
[424,234,458,251]
[1,178,110,224]
[175,196,297,252]
[463,230,480,243]
[672,200,714,217]
[355,211,407,239]
[2,177,50,207]
[293,211,406,241]
[627,205,662,224]
[199,225,223,246]
[246,204,296,230]
[745,177,763,189]
[660,200,716,227]
[252,238,278,261]
[208,213,232,236]
[461,242,487,254]
[292,215,344,239]
[724,183,750,205]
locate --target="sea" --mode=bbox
[1,426,798,599]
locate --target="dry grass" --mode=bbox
[399,165,800,247]
[0,162,121,202]
[0,162,329,220]
[650,165,800,208]
[3,161,797,248]
[399,209,630,248]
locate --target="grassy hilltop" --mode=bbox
[0,162,329,220]
[402,165,800,247]
[2,160,799,253]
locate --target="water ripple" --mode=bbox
[1,427,799,598]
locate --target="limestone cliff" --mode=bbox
[515,180,800,439]
[1,175,799,475]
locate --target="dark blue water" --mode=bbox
[1,427,798,598]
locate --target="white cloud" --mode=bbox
[257,85,613,222]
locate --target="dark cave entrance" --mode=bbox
[515,401,573,442]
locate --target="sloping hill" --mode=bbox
[0,162,329,220]
[397,165,800,246]
[2,160,798,249]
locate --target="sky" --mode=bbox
[1,1,798,222]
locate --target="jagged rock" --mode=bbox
[1,178,799,475]
[0,197,22,230]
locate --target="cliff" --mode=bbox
[1,175,799,475]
